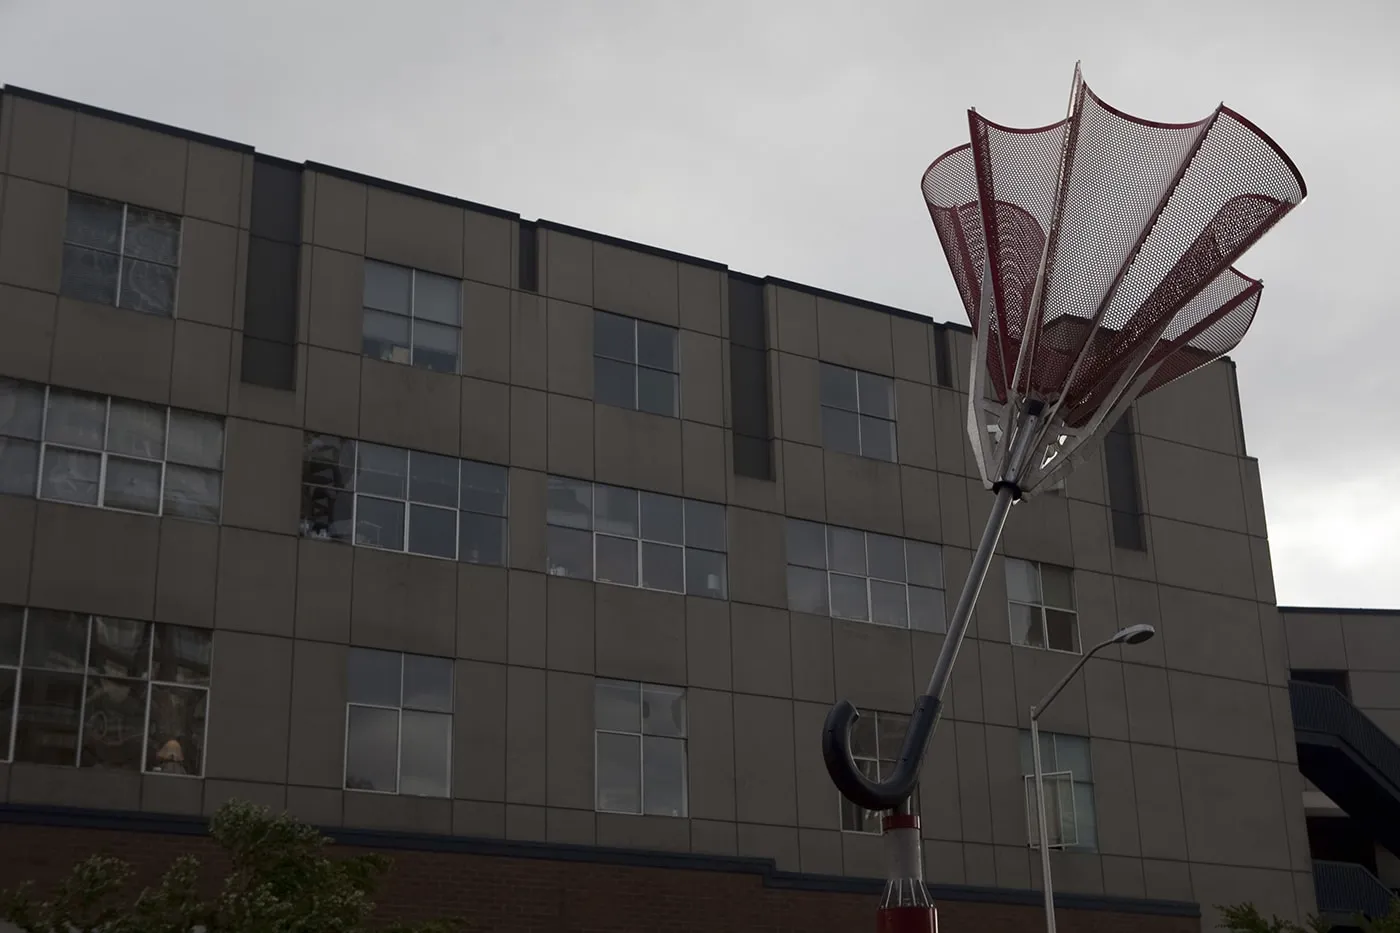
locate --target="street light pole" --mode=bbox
[1030,623,1156,933]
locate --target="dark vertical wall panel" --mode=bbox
[518,221,538,292]
[727,275,772,480]
[1105,410,1146,551]
[241,156,303,390]
[933,325,953,388]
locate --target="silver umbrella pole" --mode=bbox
[822,400,1043,811]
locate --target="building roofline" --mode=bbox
[304,160,519,221]
[2,85,255,153]
[1279,606,1400,617]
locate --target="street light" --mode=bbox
[1031,623,1156,933]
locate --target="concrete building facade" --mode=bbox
[0,85,1316,931]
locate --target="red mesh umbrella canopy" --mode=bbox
[922,79,1305,428]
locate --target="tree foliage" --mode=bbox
[1220,898,1400,933]
[0,800,459,933]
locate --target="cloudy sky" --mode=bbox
[2,0,1395,607]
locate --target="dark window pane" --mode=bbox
[1046,610,1079,652]
[595,484,639,537]
[860,415,897,462]
[413,272,460,325]
[820,364,859,411]
[594,357,636,410]
[0,668,13,754]
[0,605,22,665]
[348,648,401,707]
[0,379,45,440]
[597,535,638,586]
[61,246,119,306]
[0,438,39,497]
[167,411,224,469]
[355,496,405,551]
[411,320,459,374]
[79,677,147,770]
[685,549,727,600]
[146,684,206,776]
[830,573,869,622]
[65,194,122,250]
[877,714,910,760]
[357,444,407,499]
[402,656,453,713]
[546,477,592,530]
[1042,566,1075,610]
[1111,510,1146,551]
[642,735,687,817]
[41,447,100,505]
[594,311,635,362]
[822,407,861,456]
[106,400,165,459]
[637,321,678,372]
[786,520,827,569]
[103,456,162,513]
[459,513,506,566]
[409,451,458,507]
[301,483,354,541]
[363,309,412,365]
[596,680,640,732]
[119,258,177,316]
[906,541,943,589]
[640,492,684,544]
[14,670,84,765]
[787,566,829,616]
[909,586,946,633]
[858,371,895,419]
[642,683,686,736]
[867,534,906,582]
[345,705,399,792]
[684,500,726,552]
[123,208,180,264]
[408,504,457,559]
[637,368,678,417]
[151,626,212,686]
[1010,603,1043,647]
[596,731,640,813]
[870,581,909,627]
[641,542,684,592]
[547,525,593,579]
[850,712,877,759]
[88,617,149,678]
[460,460,507,516]
[363,260,411,314]
[163,466,221,522]
[1006,559,1040,603]
[828,526,867,575]
[23,610,88,671]
[399,709,451,796]
[45,390,106,449]
[303,434,354,484]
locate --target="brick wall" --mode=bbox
[0,824,1201,933]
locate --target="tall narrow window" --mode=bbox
[820,363,897,462]
[593,311,680,417]
[1019,731,1097,852]
[61,194,181,316]
[362,260,462,374]
[595,679,687,817]
[1104,411,1146,550]
[840,710,920,833]
[1006,559,1079,653]
[344,648,453,797]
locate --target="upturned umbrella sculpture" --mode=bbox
[821,65,1306,932]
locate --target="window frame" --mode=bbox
[785,519,946,632]
[61,193,183,317]
[819,362,898,462]
[1006,558,1080,654]
[342,648,454,798]
[545,477,728,599]
[1,607,212,777]
[0,379,226,522]
[592,310,681,418]
[1019,730,1097,852]
[593,678,689,818]
[361,259,464,374]
[299,433,509,566]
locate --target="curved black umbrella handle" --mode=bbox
[822,693,944,812]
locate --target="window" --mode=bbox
[0,378,224,521]
[595,679,687,817]
[1006,558,1078,652]
[785,519,944,631]
[545,477,727,599]
[1019,731,1096,851]
[344,648,452,797]
[362,260,461,374]
[61,193,181,316]
[0,605,211,776]
[594,311,680,417]
[840,710,920,833]
[820,363,896,462]
[299,433,507,565]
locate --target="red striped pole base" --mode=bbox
[877,905,938,933]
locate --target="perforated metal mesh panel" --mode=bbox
[922,75,1305,430]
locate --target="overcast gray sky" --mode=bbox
[2,0,1395,607]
